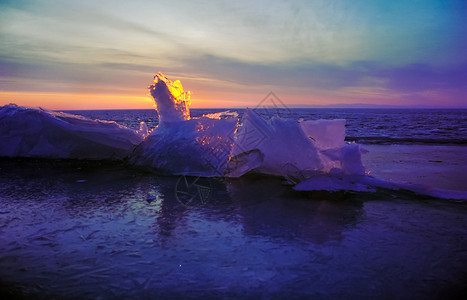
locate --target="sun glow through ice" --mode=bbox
[149,73,191,123]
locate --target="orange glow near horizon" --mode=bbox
[0,88,420,111]
[0,91,255,110]
[0,91,157,110]
[1,91,297,110]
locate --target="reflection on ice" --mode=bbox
[225,177,365,244]
[1,159,466,298]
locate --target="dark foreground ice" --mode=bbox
[0,159,466,299]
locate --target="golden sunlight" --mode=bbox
[0,91,154,110]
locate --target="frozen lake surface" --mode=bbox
[1,158,466,299]
[1,106,466,298]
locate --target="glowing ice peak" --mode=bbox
[149,72,191,123]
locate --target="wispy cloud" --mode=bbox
[1,0,466,108]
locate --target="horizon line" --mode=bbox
[58,105,467,111]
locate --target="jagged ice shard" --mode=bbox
[149,72,191,124]
[130,73,239,176]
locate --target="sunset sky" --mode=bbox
[1,0,466,109]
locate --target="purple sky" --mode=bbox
[1,0,466,109]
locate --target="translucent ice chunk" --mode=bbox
[321,143,366,175]
[130,117,238,176]
[231,109,325,176]
[149,72,191,124]
[299,119,346,150]
[137,121,149,139]
[225,149,264,177]
[0,104,143,160]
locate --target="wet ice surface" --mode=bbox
[363,145,467,191]
[1,159,466,298]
